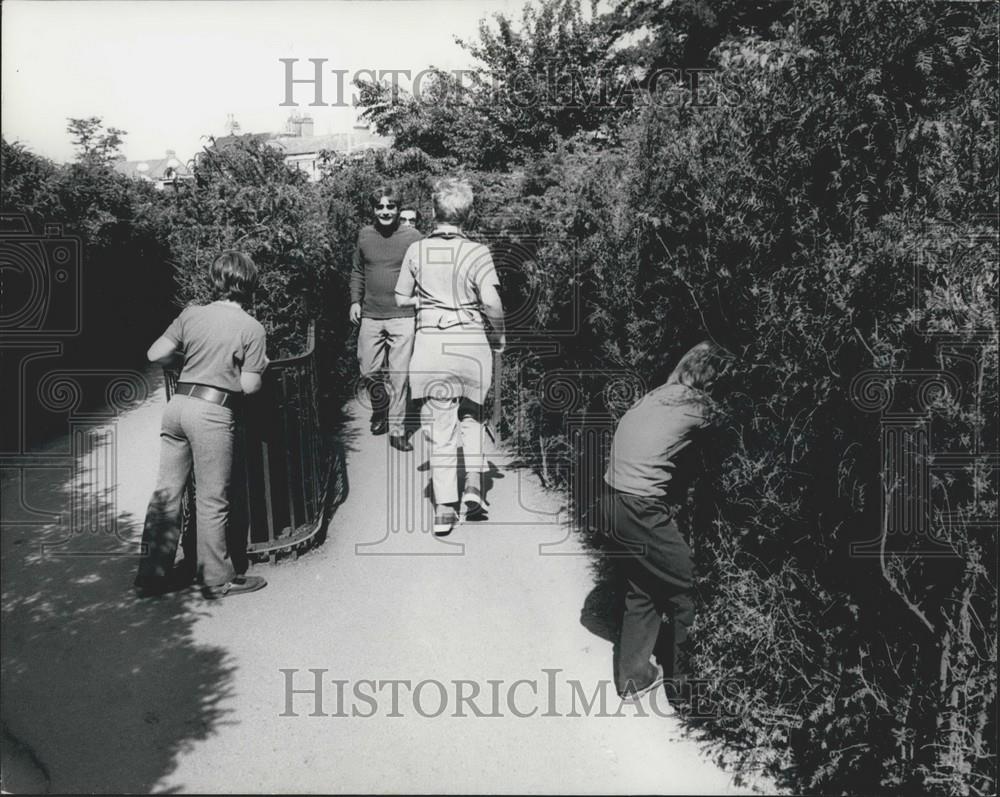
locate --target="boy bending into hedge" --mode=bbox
[602,340,729,700]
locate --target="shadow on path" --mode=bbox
[2,458,235,793]
[580,561,624,645]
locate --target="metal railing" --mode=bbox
[165,321,339,563]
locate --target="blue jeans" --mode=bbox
[136,394,237,588]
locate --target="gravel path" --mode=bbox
[1,373,765,794]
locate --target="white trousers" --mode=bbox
[421,396,487,505]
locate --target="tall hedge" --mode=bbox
[6,0,988,789]
[481,2,997,792]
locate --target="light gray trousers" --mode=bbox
[421,397,487,506]
[136,394,237,588]
[357,316,415,436]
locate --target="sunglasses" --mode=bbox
[375,203,398,210]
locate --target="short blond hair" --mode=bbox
[432,178,474,224]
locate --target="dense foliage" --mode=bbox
[2,123,174,368]
[360,1,998,792]
[1,116,173,453]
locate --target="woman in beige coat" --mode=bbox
[394,178,505,535]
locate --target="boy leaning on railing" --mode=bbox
[134,251,270,600]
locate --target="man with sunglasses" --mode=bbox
[349,186,424,450]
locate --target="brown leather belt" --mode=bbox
[175,382,239,407]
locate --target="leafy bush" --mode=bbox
[3,1,994,791]
[487,2,997,792]
[2,132,174,357]
[402,1,995,792]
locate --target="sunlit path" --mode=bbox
[2,385,769,794]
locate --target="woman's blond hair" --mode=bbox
[432,178,474,224]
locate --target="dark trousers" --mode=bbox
[617,559,694,691]
[602,489,694,692]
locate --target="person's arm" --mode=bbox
[147,336,179,364]
[148,310,186,363]
[394,243,419,308]
[474,250,505,350]
[480,283,506,351]
[240,324,269,395]
[240,371,264,394]
[349,239,365,324]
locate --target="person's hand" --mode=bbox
[349,302,362,325]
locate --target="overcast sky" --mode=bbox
[1,0,525,163]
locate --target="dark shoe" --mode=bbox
[389,434,412,452]
[433,506,458,536]
[201,574,267,599]
[370,416,389,436]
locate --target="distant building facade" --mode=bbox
[113,150,193,190]
[212,113,393,181]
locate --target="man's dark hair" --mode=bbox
[210,250,258,303]
[369,185,402,208]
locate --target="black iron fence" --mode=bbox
[165,322,344,563]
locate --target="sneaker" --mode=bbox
[617,663,665,702]
[389,433,412,452]
[461,485,484,514]
[201,574,267,599]
[433,506,458,536]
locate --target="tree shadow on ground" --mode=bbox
[321,399,368,458]
[1,470,235,793]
